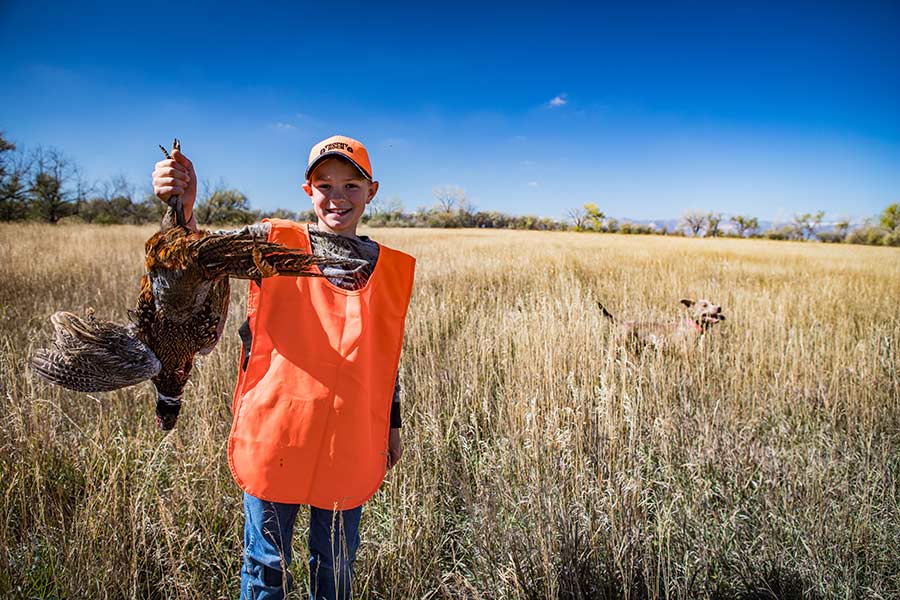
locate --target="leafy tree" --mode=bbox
[764,226,795,241]
[834,218,851,241]
[263,208,300,221]
[880,203,899,231]
[731,215,759,237]
[297,208,317,222]
[136,194,168,222]
[30,172,71,223]
[846,224,888,246]
[29,148,79,223]
[817,218,850,244]
[0,133,13,156]
[792,210,825,240]
[705,212,723,237]
[619,221,653,235]
[583,202,605,231]
[0,133,31,221]
[195,188,257,224]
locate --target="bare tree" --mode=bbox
[382,196,405,215]
[96,173,134,202]
[72,166,93,216]
[90,174,141,223]
[433,185,466,213]
[457,196,476,216]
[197,177,222,207]
[731,215,759,237]
[367,194,386,217]
[367,196,407,226]
[680,210,707,237]
[566,206,588,231]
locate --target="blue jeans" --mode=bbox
[241,492,362,600]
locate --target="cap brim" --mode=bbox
[305,152,371,180]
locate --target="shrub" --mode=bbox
[846,226,887,246]
[764,226,795,241]
[816,231,845,243]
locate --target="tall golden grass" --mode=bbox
[1,223,898,599]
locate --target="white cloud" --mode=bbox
[547,93,568,108]
[271,122,296,131]
[528,181,540,188]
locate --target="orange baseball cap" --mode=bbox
[306,135,373,181]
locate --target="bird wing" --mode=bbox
[189,230,367,281]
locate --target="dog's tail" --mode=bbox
[597,302,617,323]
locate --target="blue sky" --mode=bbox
[1,0,898,221]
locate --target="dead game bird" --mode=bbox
[31,140,364,430]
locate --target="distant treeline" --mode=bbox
[2,132,898,246]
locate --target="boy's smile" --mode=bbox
[303,157,378,237]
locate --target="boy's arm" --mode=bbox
[208,222,272,238]
[388,370,402,468]
[389,371,401,428]
[388,428,402,469]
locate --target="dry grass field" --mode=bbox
[1,223,898,599]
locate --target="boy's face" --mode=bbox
[302,157,378,236]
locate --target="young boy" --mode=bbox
[152,135,415,600]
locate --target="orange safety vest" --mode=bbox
[228,220,415,509]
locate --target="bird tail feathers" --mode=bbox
[31,309,161,393]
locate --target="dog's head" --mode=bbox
[680,298,725,327]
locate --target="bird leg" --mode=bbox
[158,138,186,228]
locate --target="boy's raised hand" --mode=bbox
[152,147,197,219]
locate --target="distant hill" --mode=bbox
[622,217,864,234]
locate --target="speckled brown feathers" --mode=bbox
[31,140,364,430]
[31,309,162,392]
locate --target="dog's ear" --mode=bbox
[680,298,695,308]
